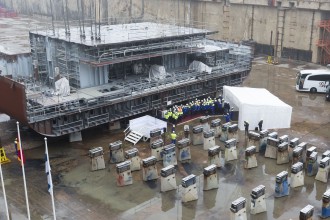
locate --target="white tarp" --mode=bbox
[149,65,167,80]
[223,86,292,130]
[189,61,212,74]
[55,77,70,96]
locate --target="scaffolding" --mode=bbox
[56,42,80,88]
[30,36,48,84]
[7,19,253,137]
[317,20,330,65]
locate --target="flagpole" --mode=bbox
[44,137,56,220]
[16,121,31,220]
[0,162,10,220]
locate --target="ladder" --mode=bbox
[275,8,286,62]
[289,9,297,48]
[124,127,144,145]
[222,5,230,41]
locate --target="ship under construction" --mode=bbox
[0,19,253,140]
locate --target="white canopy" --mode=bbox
[129,115,167,139]
[223,86,292,130]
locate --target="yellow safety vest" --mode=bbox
[171,133,177,140]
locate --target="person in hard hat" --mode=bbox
[244,121,249,136]
[167,108,173,123]
[164,110,170,121]
[171,131,177,145]
[211,103,215,115]
[217,98,222,114]
[230,107,234,121]
[258,119,263,131]
[225,113,230,123]
[173,111,178,124]
[221,99,225,114]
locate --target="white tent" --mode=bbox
[223,86,292,131]
[129,115,167,139]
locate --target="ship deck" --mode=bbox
[30,22,213,47]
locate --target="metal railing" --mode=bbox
[52,120,83,135]
[26,67,251,123]
[131,103,149,111]
[124,126,131,138]
[86,113,109,127]
[151,99,162,108]
[26,42,252,123]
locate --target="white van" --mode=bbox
[296,69,330,93]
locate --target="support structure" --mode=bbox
[316,20,330,65]
[274,7,286,63]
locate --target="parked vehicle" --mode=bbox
[296,70,330,93]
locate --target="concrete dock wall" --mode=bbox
[1,0,330,63]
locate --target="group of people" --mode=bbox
[164,96,234,125]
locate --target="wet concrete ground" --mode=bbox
[1,57,330,219]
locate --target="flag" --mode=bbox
[44,137,57,219]
[14,138,18,155]
[45,152,52,193]
[16,121,31,219]
[16,138,26,165]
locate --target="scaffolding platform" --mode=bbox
[128,115,167,142]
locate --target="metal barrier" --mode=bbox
[52,120,83,135]
[86,113,109,127]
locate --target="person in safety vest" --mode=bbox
[171,131,177,144]
[164,111,169,120]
